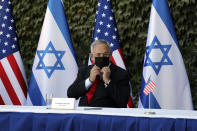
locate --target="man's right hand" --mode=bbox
[89,65,100,83]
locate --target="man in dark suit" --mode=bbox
[67,40,130,108]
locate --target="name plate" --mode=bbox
[51,98,75,110]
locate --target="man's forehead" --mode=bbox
[93,43,109,51]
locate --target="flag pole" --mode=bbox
[144,92,155,115]
[149,92,151,112]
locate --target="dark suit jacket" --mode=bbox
[67,63,130,108]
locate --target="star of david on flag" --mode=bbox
[36,41,65,78]
[144,36,172,75]
[91,0,134,108]
[138,0,193,110]
[26,0,78,106]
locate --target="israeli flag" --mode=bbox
[26,0,78,105]
[138,0,193,110]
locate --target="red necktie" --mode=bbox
[86,76,100,104]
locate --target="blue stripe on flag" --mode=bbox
[153,0,180,49]
[28,73,46,106]
[48,0,77,60]
[140,77,161,109]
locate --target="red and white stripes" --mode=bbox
[0,51,27,105]
[111,49,126,70]
[143,80,156,96]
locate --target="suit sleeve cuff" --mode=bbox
[104,80,111,88]
[85,78,93,90]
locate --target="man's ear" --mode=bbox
[89,53,94,62]
[109,52,112,58]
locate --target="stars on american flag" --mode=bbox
[5,8,9,12]
[2,48,6,53]
[106,24,110,28]
[95,37,98,40]
[8,26,12,30]
[11,19,14,23]
[97,29,101,33]
[98,2,101,7]
[110,43,114,47]
[6,33,10,38]
[4,41,8,46]
[99,21,103,25]
[109,16,113,21]
[104,32,109,36]
[1,23,5,27]
[104,5,108,10]
[93,0,121,51]
[101,13,106,17]
[0,0,19,59]
[112,35,116,39]
[3,15,7,20]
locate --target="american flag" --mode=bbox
[143,80,156,96]
[92,0,134,107]
[0,0,27,105]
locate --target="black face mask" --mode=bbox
[95,57,110,69]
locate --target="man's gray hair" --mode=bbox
[90,40,111,53]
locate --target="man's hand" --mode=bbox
[101,67,111,84]
[89,65,100,83]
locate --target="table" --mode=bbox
[0,105,197,131]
